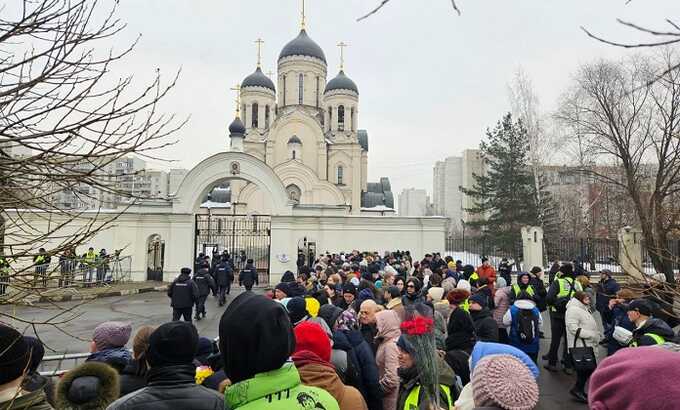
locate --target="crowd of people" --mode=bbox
[1,250,680,410]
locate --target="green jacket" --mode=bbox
[0,389,53,410]
[224,363,339,410]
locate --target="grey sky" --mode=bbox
[112,0,679,197]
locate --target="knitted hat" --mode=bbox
[529,266,542,275]
[442,278,457,295]
[590,346,680,409]
[447,288,470,305]
[0,325,30,385]
[92,322,132,351]
[286,296,309,325]
[627,299,653,316]
[195,337,214,358]
[23,336,45,373]
[334,309,358,331]
[180,267,191,275]
[470,342,540,379]
[456,279,471,292]
[469,293,488,308]
[472,355,539,410]
[357,288,375,304]
[274,282,289,296]
[342,282,357,296]
[427,287,445,301]
[147,321,198,367]
[293,321,332,362]
[396,334,416,355]
[317,304,343,331]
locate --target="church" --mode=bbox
[214,22,394,216]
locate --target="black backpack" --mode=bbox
[518,309,539,344]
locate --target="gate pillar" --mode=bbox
[521,226,543,270]
[618,227,645,282]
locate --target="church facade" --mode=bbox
[224,28,393,216]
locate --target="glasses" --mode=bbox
[406,284,415,289]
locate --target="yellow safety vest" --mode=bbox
[35,255,46,264]
[469,272,479,282]
[403,385,453,410]
[549,277,582,312]
[513,284,535,297]
[84,251,97,264]
[630,333,665,347]
[460,298,470,313]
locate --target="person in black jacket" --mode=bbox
[56,361,121,409]
[238,259,258,291]
[193,267,216,320]
[444,288,476,385]
[498,258,512,286]
[167,268,199,322]
[469,292,499,342]
[107,322,224,410]
[214,259,233,306]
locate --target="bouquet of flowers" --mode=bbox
[400,315,440,407]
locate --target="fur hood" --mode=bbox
[56,361,120,410]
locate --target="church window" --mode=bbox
[292,150,296,160]
[338,105,345,131]
[298,73,304,105]
[328,107,332,131]
[265,105,270,128]
[252,102,259,128]
[286,184,302,204]
[242,104,246,126]
[350,107,355,131]
[283,75,287,106]
[315,76,320,107]
[337,166,344,185]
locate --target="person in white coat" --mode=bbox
[565,291,601,404]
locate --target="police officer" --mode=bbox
[544,263,582,373]
[627,299,676,347]
[33,248,50,287]
[214,258,234,306]
[83,247,97,285]
[238,258,258,291]
[193,265,216,320]
[0,253,10,295]
[168,267,199,322]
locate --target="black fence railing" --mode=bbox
[544,237,620,272]
[445,237,524,269]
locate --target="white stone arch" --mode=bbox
[172,152,292,215]
[267,110,326,171]
[274,160,346,205]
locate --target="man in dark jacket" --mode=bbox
[214,259,233,306]
[107,322,224,410]
[168,268,199,322]
[544,263,581,372]
[528,266,548,312]
[468,293,499,342]
[238,259,258,291]
[627,299,676,347]
[498,258,512,286]
[193,268,216,320]
[595,269,620,327]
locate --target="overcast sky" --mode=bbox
[111,0,679,197]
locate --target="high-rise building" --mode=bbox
[398,188,429,216]
[168,168,189,195]
[462,149,485,223]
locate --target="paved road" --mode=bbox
[1,292,590,409]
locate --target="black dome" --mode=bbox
[229,117,246,135]
[242,67,275,91]
[324,70,358,94]
[279,29,326,64]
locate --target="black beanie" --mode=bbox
[286,296,309,324]
[219,292,295,383]
[23,336,45,373]
[147,322,198,367]
[0,325,30,385]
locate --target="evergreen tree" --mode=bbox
[461,113,551,254]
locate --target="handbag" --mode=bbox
[570,328,597,371]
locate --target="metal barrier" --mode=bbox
[38,352,91,377]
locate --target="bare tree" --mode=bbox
[0,0,182,320]
[357,0,461,21]
[557,52,680,283]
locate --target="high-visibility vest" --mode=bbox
[403,384,453,410]
[469,272,479,282]
[34,255,46,264]
[549,277,582,312]
[630,333,666,347]
[460,298,470,313]
[512,284,535,298]
[84,251,97,265]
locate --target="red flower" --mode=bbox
[400,316,434,336]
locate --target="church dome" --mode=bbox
[242,67,275,91]
[229,117,246,135]
[279,29,326,64]
[325,70,358,94]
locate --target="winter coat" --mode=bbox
[565,298,600,349]
[193,270,216,297]
[492,287,512,329]
[529,275,548,312]
[604,302,635,355]
[445,307,476,352]
[56,361,120,410]
[595,277,620,314]
[631,318,676,347]
[238,264,259,288]
[119,360,148,396]
[292,351,368,410]
[470,308,499,343]
[86,347,131,373]
[396,355,457,410]
[329,330,362,397]
[503,300,542,354]
[433,310,448,351]
[107,365,224,410]
[476,264,497,285]
[22,372,55,407]
[213,263,233,286]
[344,330,383,410]
[375,310,401,410]
[168,273,199,309]
[0,389,53,410]
[497,262,512,286]
[223,363,339,410]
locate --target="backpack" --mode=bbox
[518,309,539,344]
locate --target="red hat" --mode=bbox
[447,288,470,305]
[293,321,331,362]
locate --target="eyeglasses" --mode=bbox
[406,284,415,289]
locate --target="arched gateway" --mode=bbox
[172,152,293,282]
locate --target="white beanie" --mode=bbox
[457,279,471,292]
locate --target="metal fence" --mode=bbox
[445,237,524,270]
[544,237,620,272]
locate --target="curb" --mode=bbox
[31,285,169,304]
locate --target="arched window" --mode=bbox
[337,166,344,185]
[338,105,345,131]
[286,184,302,204]
[328,106,332,131]
[298,73,304,105]
[282,75,287,106]
[315,76,320,107]
[288,136,302,161]
[265,105,270,128]
[350,107,355,131]
[292,150,296,160]
[242,104,247,125]
[251,102,259,128]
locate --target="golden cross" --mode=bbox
[337,41,349,71]
[229,83,241,117]
[255,38,264,68]
[301,0,306,29]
